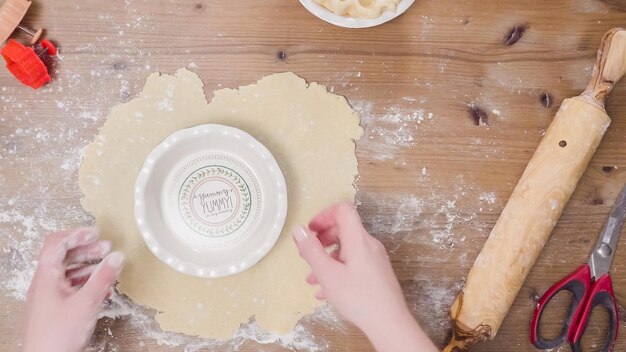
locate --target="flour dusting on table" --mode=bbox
[93,293,343,352]
[354,100,435,161]
[0,211,44,300]
[412,278,465,331]
[358,175,493,254]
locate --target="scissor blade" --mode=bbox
[588,184,626,279]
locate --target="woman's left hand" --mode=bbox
[22,227,124,352]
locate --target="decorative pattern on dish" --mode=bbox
[179,165,251,237]
[164,152,262,249]
[313,0,400,19]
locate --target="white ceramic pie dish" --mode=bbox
[299,0,415,28]
[134,124,288,278]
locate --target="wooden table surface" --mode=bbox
[2,0,626,351]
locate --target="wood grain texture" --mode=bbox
[1,0,626,351]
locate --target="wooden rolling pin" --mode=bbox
[444,28,626,351]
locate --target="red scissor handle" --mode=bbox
[570,273,618,352]
[530,264,591,350]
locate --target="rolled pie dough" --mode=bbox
[78,69,363,339]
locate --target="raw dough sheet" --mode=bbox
[78,69,363,339]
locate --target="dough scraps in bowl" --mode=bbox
[314,0,401,19]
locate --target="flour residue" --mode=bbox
[478,192,496,205]
[0,211,42,300]
[356,177,496,339]
[96,293,343,351]
[411,278,464,331]
[0,130,94,302]
[0,205,93,301]
[358,176,491,251]
[354,100,435,161]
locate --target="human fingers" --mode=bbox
[308,202,364,240]
[105,288,114,300]
[317,227,339,248]
[306,272,318,285]
[65,241,111,265]
[38,228,100,274]
[305,243,342,285]
[317,227,353,263]
[77,252,124,306]
[66,264,97,287]
[315,289,326,301]
[293,227,338,281]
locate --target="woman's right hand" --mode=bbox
[293,202,437,352]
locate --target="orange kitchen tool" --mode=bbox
[1,39,56,89]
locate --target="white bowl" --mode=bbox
[134,124,288,278]
[299,0,415,28]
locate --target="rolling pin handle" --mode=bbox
[17,24,43,44]
[583,28,626,107]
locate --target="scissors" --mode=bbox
[530,184,626,352]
